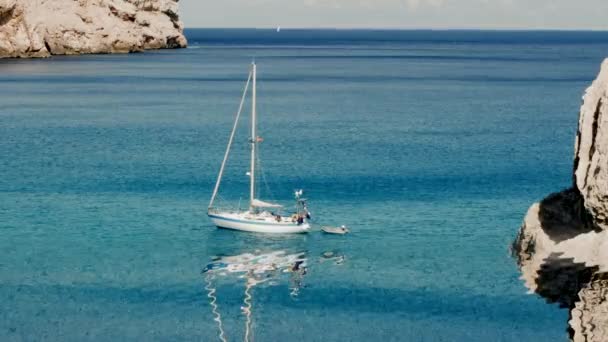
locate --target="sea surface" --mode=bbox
[2,29,608,341]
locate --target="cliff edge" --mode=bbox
[0,0,186,58]
[512,59,608,342]
[575,59,608,229]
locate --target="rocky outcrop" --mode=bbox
[513,194,608,342]
[0,0,186,58]
[571,273,608,342]
[574,59,608,231]
[512,60,608,342]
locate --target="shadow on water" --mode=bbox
[201,229,346,342]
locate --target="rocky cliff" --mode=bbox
[574,59,608,230]
[512,60,608,342]
[0,0,186,58]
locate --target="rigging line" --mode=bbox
[256,148,277,205]
[204,274,228,342]
[214,194,235,211]
[209,70,253,209]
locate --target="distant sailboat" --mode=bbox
[276,26,281,32]
[208,62,311,234]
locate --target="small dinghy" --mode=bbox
[321,225,349,235]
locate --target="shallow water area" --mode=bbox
[2,29,608,341]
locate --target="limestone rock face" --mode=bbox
[570,274,608,342]
[513,192,607,342]
[574,59,608,230]
[513,59,608,342]
[0,0,49,57]
[0,0,186,58]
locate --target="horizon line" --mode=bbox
[183,27,608,33]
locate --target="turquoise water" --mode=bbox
[2,29,608,341]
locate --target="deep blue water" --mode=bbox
[2,29,608,341]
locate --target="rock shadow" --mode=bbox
[537,188,598,242]
[534,254,606,341]
[535,253,599,308]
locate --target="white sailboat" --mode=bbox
[208,62,311,234]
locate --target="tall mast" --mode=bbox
[249,62,257,210]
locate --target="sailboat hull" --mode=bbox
[208,212,310,234]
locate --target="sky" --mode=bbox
[180,0,608,30]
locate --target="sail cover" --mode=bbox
[251,199,283,208]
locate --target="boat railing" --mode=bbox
[208,207,240,215]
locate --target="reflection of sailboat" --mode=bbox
[203,250,308,342]
[208,63,311,234]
